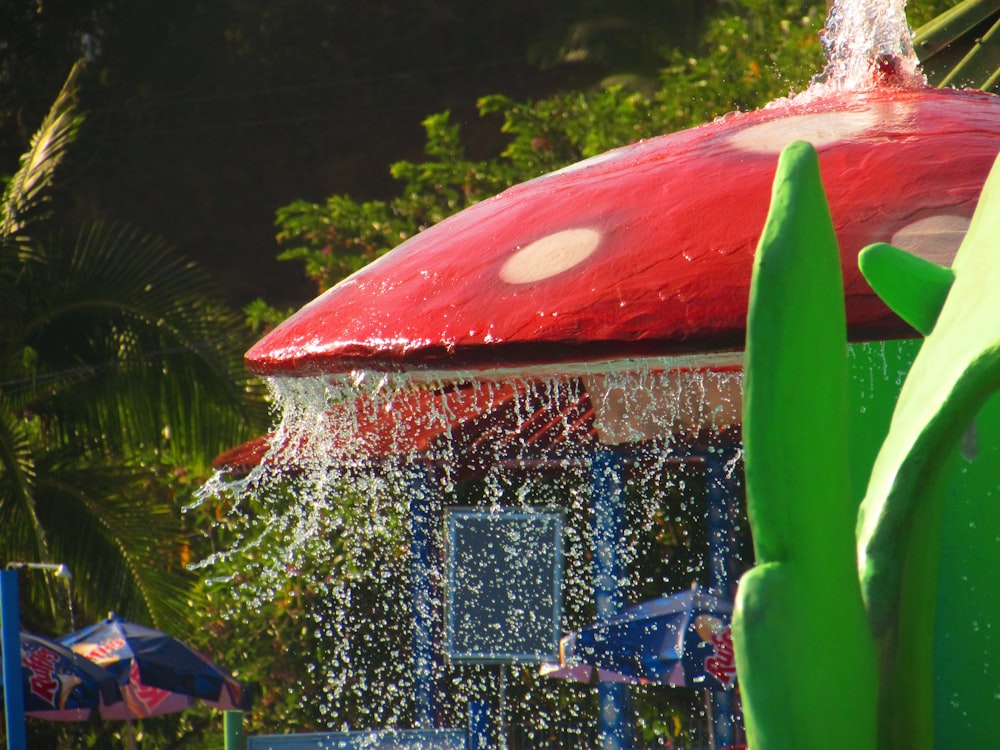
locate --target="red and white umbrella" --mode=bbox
[6,632,122,722]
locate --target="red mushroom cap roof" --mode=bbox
[247,86,1000,377]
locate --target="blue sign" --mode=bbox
[444,508,564,663]
[247,729,466,750]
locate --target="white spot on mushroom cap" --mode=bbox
[726,109,884,154]
[500,228,603,284]
[891,214,970,266]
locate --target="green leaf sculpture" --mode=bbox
[734,141,877,750]
[737,137,1000,750]
[857,151,1000,749]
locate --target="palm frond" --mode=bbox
[21,222,267,468]
[0,61,85,240]
[0,406,73,629]
[33,458,197,628]
[0,61,264,636]
[0,408,48,561]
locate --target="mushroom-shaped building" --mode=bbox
[232,84,1000,750]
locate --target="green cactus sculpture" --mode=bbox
[735,140,1000,750]
[856,149,1000,749]
[733,141,877,750]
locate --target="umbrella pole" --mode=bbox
[704,688,716,750]
[125,716,138,750]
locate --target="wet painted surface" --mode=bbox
[247,87,1000,376]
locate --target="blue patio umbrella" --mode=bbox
[0,631,122,721]
[58,613,251,719]
[540,587,737,689]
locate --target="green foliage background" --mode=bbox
[270,1,801,302]
[267,0,956,312]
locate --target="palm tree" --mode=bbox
[0,62,268,633]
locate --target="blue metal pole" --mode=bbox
[706,456,730,598]
[1,569,27,750]
[591,448,632,750]
[705,450,737,749]
[407,468,437,729]
[468,699,492,750]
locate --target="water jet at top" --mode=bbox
[814,0,924,89]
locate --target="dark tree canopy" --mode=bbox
[1,0,719,309]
